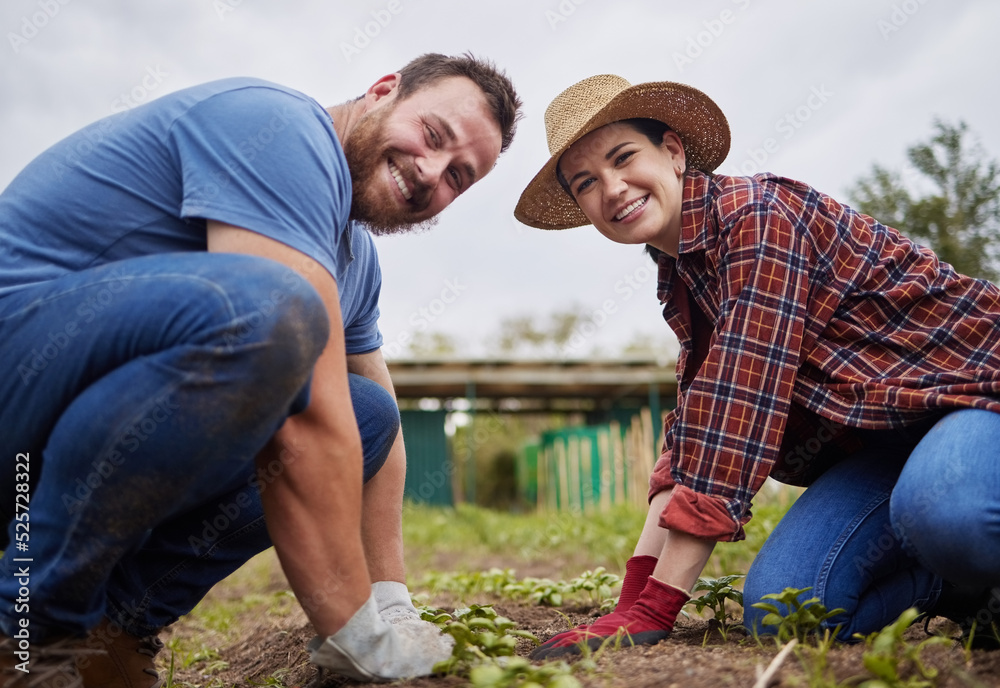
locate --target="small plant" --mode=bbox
[598,596,617,614]
[751,587,846,644]
[687,574,745,639]
[417,568,520,598]
[247,670,291,687]
[420,603,589,687]
[422,604,538,675]
[418,605,455,626]
[414,567,622,609]
[567,567,620,605]
[528,579,571,607]
[792,629,842,688]
[163,650,178,688]
[962,619,1000,655]
[469,657,581,688]
[164,639,228,673]
[855,607,952,688]
[501,577,572,607]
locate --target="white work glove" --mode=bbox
[372,580,425,623]
[372,580,455,651]
[307,593,452,682]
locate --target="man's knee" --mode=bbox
[348,374,400,482]
[219,256,330,380]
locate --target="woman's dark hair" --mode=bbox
[556,118,673,197]
[645,244,664,264]
[619,118,672,146]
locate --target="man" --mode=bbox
[0,53,521,686]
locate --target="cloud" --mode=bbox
[2,0,997,356]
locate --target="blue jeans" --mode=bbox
[743,409,1000,640]
[0,253,399,640]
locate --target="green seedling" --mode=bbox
[164,639,225,671]
[246,669,291,687]
[855,607,952,687]
[751,587,845,644]
[792,629,842,688]
[687,574,745,640]
[962,619,1000,656]
[469,657,582,688]
[418,604,455,626]
[528,579,570,607]
[163,650,178,688]
[415,567,624,609]
[424,604,539,676]
[417,568,520,597]
[567,567,620,605]
[502,577,571,607]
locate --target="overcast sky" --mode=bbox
[3,0,998,359]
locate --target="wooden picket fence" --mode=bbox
[533,409,660,513]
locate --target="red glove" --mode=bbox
[530,576,688,659]
[615,555,658,612]
[533,555,658,654]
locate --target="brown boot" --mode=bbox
[74,621,163,688]
[1,634,98,688]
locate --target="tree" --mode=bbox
[492,306,594,358]
[848,119,1000,281]
[621,331,678,362]
[406,331,458,358]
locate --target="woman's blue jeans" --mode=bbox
[0,253,399,640]
[743,409,1000,640]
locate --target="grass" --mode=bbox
[401,501,645,576]
[162,551,300,685]
[402,482,800,581]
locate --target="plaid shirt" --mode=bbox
[648,170,1000,542]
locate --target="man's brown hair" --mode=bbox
[396,52,522,154]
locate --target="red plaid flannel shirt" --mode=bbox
[648,170,1000,541]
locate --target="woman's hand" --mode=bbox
[530,577,689,659]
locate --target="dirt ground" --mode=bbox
[163,559,1000,688]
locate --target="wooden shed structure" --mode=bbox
[386,358,677,506]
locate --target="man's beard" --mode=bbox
[342,104,440,237]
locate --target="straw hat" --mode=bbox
[514,75,730,230]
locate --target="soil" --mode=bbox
[163,560,1000,688]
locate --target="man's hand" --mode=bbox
[372,581,455,660]
[372,581,454,652]
[372,580,423,624]
[308,593,453,682]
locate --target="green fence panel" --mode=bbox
[400,409,453,505]
[537,425,620,512]
[517,442,539,505]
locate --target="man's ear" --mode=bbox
[363,72,402,111]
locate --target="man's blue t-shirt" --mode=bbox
[0,77,382,354]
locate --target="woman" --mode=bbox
[514,75,1000,658]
